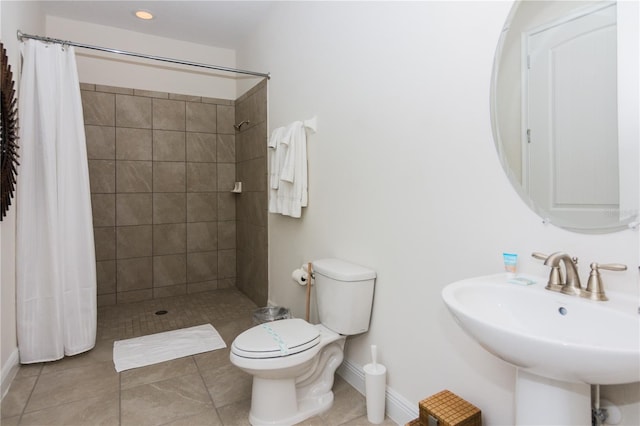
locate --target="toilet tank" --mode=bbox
[313,258,376,335]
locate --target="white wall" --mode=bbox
[0,0,45,398]
[46,16,238,100]
[237,2,639,424]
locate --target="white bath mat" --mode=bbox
[113,324,226,372]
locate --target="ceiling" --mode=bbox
[37,1,275,50]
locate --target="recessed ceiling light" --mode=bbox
[135,10,154,20]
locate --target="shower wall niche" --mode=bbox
[82,84,241,305]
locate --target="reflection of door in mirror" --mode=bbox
[524,3,617,228]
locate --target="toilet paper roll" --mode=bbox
[291,268,307,286]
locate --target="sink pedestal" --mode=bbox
[515,370,590,425]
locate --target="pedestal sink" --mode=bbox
[442,273,640,425]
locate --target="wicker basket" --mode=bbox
[405,418,422,426]
[419,390,481,426]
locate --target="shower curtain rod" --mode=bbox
[16,30,271,79]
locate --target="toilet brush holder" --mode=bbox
[364,345,387,424]
[364,363,387,423]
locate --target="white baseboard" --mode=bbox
[1,348,20,400]
[337,358,418,425]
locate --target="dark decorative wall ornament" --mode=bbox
[1,42,19,220]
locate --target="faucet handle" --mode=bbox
[595,263,627,272]
[584,262,627,301]
[531,252,549,261]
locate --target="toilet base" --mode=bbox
[249,376,334,426]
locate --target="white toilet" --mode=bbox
[230,258,376,426]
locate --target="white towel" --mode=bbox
[268,127,287,190]
[269,126,287,214]
[269,121,308,218]
[113,324,226,372]
[268,122,309,218]
[281,121,308,211]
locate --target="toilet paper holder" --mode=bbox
[302,263,315,280]
[292,265,314,285]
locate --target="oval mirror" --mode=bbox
[491,1,638,233]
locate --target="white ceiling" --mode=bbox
[37,1,275,50]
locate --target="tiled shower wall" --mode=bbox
[82,84,239,305]
[235,80,268,307]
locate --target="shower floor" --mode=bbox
[1,288,396,425]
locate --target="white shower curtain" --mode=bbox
[16,40,97,363]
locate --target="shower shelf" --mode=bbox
[231,182,243,193]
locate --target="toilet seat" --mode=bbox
[232,318,320,359]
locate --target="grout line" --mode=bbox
[113,95,119,306]
[193,348,227,424]
[16,364,42,423]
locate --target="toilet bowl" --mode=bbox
[230,258,376,426]
[231,319,346,425]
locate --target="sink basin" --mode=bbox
[442,274,640,385]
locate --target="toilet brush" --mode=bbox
[371,345,378,371]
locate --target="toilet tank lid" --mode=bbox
[312,258,376,281]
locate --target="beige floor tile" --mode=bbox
[120,356,198,390]
[194,347,231,373]
[19,391,119,426]
[121,373,213,426]
[294,415,328,425]
[214,317,254,345]
[319,385,367,426]
[338,414,398,425]
[0,375,37,418]
[332,374,353,394]
[0,415,20,425]
[25,361,119,413]
[0,288,389,426]
[15,363,43,378]
[160,406,223,426]
[216,398,251,426]
[40,338,115,374]
[201,363,252,408]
